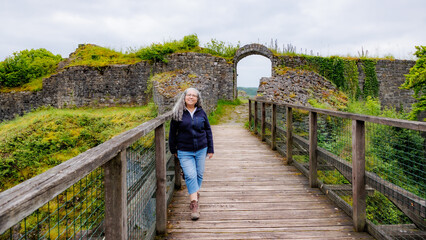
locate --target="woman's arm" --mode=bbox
[203,111,214,154]
[169,119,178,154]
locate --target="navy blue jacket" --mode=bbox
[169,108,214,154]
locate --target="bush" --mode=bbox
[183,34,199,49]
[400,45,426,120]
[135,34,200,63]
[0,49,62,87]
[202,39,240,59]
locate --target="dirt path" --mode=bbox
[215,102,249,126]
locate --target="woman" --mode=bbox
[169,88,214,220]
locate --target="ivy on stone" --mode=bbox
[361,59,379,98]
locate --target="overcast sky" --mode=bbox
[1,0,425,87]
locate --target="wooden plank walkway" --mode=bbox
[165,125,374,239]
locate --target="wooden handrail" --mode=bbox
[0,111,173,236]
[250,98,426,131]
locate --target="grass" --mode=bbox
[66,44,142,67]
[0,76,44,92]
[0,103,158,192]
[208,98,244,125]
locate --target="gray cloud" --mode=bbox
[1,0,424,86]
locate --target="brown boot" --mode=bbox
[189,200,200,220]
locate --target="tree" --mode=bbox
[400,46,426,120]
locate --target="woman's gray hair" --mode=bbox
[172,88,203,121]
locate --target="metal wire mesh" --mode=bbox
[126,121,174,240]
[364,122,425,239]
[126,131,157,240]
[263,104,273,143]
[275,105,287,156]
[316,113,352,190]
[291,109,309,165]
[0,168,105,240]
[292,109,309,140]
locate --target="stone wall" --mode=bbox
[271,55,416,110]
[375,60,415,110]
[0,46,418,122]
[153,52,234,114]
[0,62,152,122]
[0,52,234,122]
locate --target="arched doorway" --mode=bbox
[233,44,274,98]
[237,56,271,95]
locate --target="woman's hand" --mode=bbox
[207,153,213,159]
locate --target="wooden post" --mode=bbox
[174,155,181,189]
[271,104,277,150]
[309,111,318,188]
[249,99,252,129]
[104,150,128,240]
[254,101,258,135]
[155,123,167,235]
[352,120,366,232]
[286,107,293,164]
[261,102,266,141]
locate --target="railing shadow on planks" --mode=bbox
[0,111,181,240]
[249,98,426,240]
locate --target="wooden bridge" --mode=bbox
[0,99,425,240]
[166,124,373,239]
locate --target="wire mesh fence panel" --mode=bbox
[292,109,309,140]
[316,113,352,213]
[264,104,273,143]
[317,114,352,161]
[0,168,105,240]
[126,131,157,240]
[365,122,425,239]
[275,105,287,155]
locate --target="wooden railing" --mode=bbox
[0,111,179,240]
[249,98,426,239]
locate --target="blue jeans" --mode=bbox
[177,147,207,195]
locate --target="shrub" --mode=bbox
[0,49,62,87]
[183,34,200,49]
[202,39,240,59]
[135,34,200,63]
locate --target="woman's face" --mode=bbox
[185,90,198,107]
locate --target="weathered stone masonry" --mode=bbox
[270,56,416,110]
[0,52,234,122]
[0,44,418,122]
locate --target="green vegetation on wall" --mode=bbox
[0,34,241,90]
[135,34,200,63]
[202,39,241,60]
[305,56,347,91]
[283,55,377,101]
[0,48,62,89]
[360,59,379,98]
[400,45,426,120]
[67,44,141,67]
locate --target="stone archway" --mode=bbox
[233,44,274,98]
